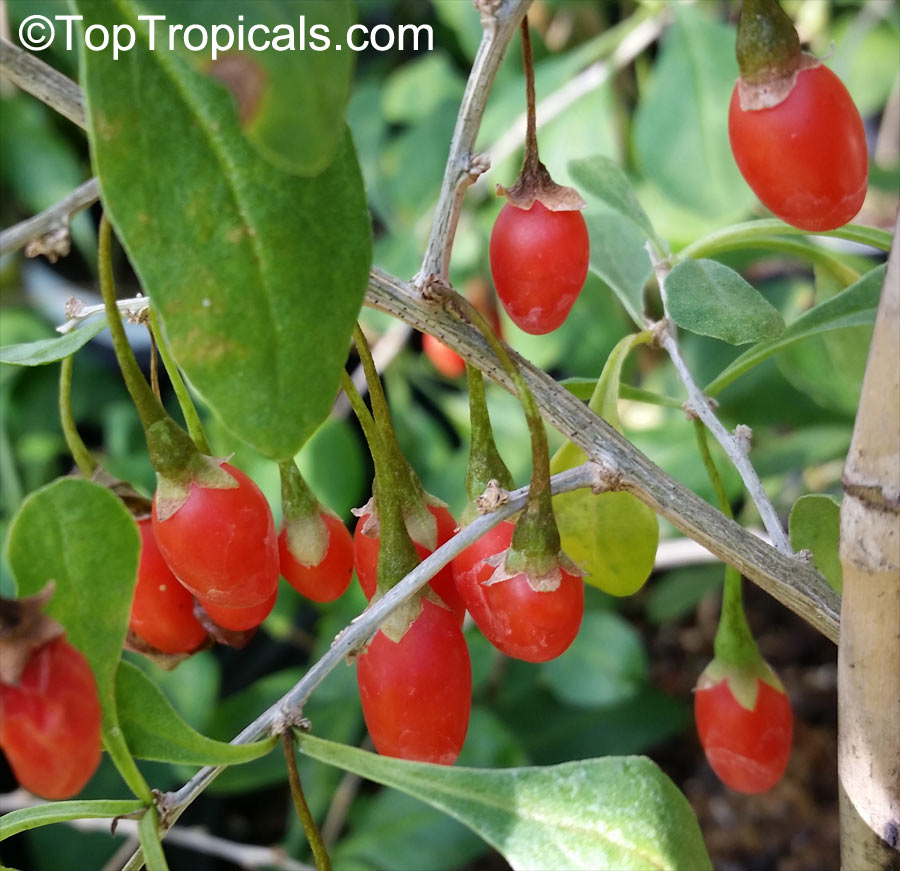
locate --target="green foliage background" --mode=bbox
[1,0,897,868]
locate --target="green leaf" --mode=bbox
[581,210,653,328]
[115,661,277,765]
[789,495,843,594]
[0,800,145,840]
[0,320,107,367]
[331,789,486,871]
[555,488,659,597]
[633,4,753,220]
[382,54,466,125]
[6,478,139,707]
[138,805,168,871]
[666,259,785,345]
[569,155,663,253]
[5,478,146,796]
[645,564,722,625]
[146,0,355,176]
[297,734,712,871]
[551,335,659,596]
[540,611,648,708]
[74,0,372,460]
[561,379,682,409]
[706,264,885,395]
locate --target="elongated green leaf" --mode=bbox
[6,479,139,709]
[633,4,753,220]
[116,661,276,765]
[561,379,682,409]
[551,335,659,596]
[6,478,144,795]
[789,495,842,594]
[0,320,106,366]
[569,155,663,253]
[706,264,885,395]
[74,0,372,460]
[667,259,785,344]
[582,210,653,327]
[144,0,355,176]
[297,734,712,871]
[0,800,145,840]
[541,611,649,708]
[138,805,169,871]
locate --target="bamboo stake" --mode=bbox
[837,216,900,867]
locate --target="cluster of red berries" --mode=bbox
[0,460,355,800]
[134,461,353,649]
[352,500,585,766]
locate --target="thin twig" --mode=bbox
[56,295,148,335]
[650,251,793,554]
[0,177,100,259]
[147,466,602,840]
[0,36,86,128]
[282,732,332,871]
[365,266,840,642]
[415,0,532,287]
[331,322,412,418]
[0,790,313,871]
[482,10,667,186]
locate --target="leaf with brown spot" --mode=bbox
[141,0,356,176]
[73,0,372,459]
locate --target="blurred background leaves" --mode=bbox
[1,0,897,869]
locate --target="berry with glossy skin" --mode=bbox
[279,512,354,603]
[357,599,471,765]
[489,201,590,335]
[695,674,793,794]
[729,65,868,231]
[130,518,207,654]
[354,504,465,620]
[0,637,102,799]
[152,462,279,609]
[197,585,278,631]
[452,520,583,662]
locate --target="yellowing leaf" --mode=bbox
[551,333,658,596]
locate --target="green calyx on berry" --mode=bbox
[701,565,780,709]
[461,365,514,526]
[696,656,784,711]
[497,17,584,213]
[279,460,330,566]
[342,329,425,610]
[501,494,582,593]
[735,0,820,110]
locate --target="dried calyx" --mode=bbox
[497,17,585,212]
[735,0,820,110]
[0,585,65,685]
[280,460,330,567]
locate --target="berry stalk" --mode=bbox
[58,354,98,478]
[97,215,206,485]
[446,292,560,574]
[693,420,766,672]
[147,307,212,456]
[339,363,420,593]
[463,363,514,514]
